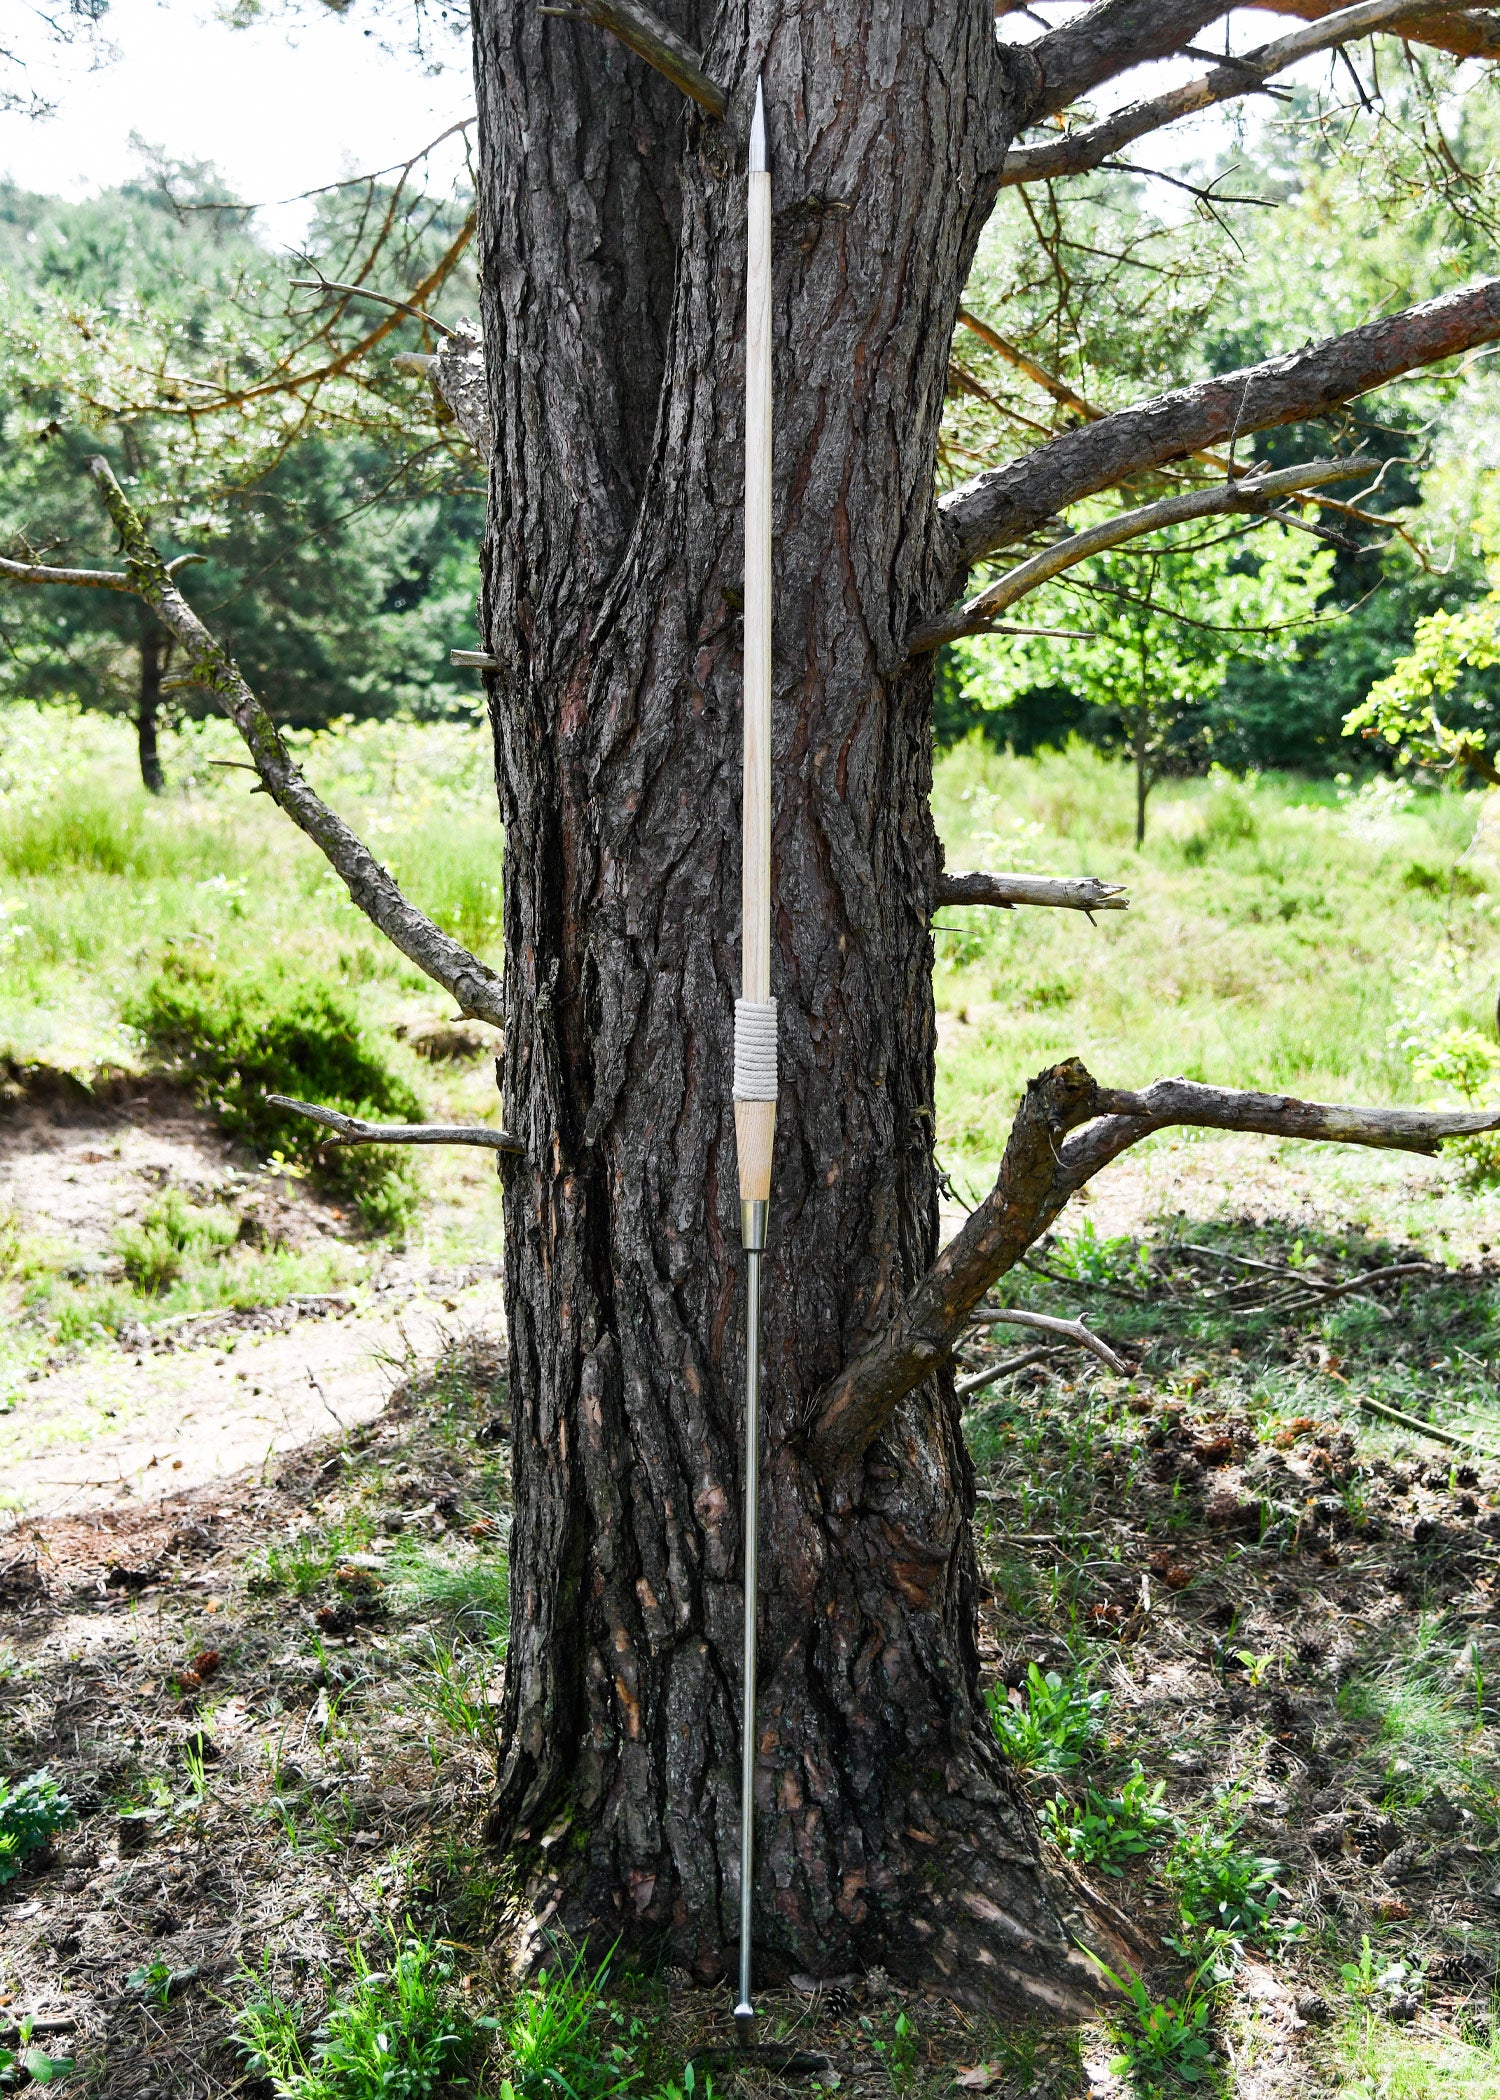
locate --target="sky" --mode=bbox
[0,0,475,249]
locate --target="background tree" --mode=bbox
[944,521,1332,842]
[0,154,485,786]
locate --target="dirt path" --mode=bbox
[0,1076,507,1522]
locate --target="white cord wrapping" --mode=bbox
[733,999,778,1102]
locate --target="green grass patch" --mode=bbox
[237,1934,481,2099]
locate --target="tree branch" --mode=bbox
[935,872,1128,913]
[941,276,1500,570]
[915,458,1364,653]
[1005,1,1497,188]
[809,1057,1500,1470]
[1022,2,1227,121]
[1243,0,1500,61]
[0,555,132,590]
[45,459,506,1029]
[974,1307,1132,1374]
[266,1094,522,1152]
[543,0,727,115]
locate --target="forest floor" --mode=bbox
[4,1121,1500,2097]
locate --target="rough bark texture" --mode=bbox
[475,0,1113,2015]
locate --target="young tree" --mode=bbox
[15,0,1500,2023]
[946,523,1332,843]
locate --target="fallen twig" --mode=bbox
[1356,1393,1485,1452]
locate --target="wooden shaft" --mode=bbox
[742,158,773,1009]
[736,1098,776,1205]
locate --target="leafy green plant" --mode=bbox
[1105,1967,1217,2092]
[871,2010,920,2094]
[236,1935,479,2099]
[1163,1824,1296,1955]
[127,1959,177,2008]
[1041,1764,1173,1876]
[125,956,421,1230]
[0,2017,74,2087]
[987,1663,1109,1772]
[0,1768,74,1885]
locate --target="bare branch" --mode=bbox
[1243,0,1500,61]
[935,872,1129,912]
[292,271,455,337]
[0,555,132,590]
[956,1346,1063,1399]
[974,1307,1132,1375]
[542,0,727,116]
[69,459,506,1029]
[810,1056,1500,1470]
[265,1094,522,1153]
[941,277,1500,570]
[915,458,1365,653]
[1005,1,1497,188]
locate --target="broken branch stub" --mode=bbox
[935,872,1128,913]
[265,1094,523,1154]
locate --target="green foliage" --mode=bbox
[1162,1823,1296,1954]
[871,2011,920,2094]
[115,1186,238,1293]
[236,1936,479,2100]
[1041,1764,1172,1876]
[0,1768,73,1885]
[258,1516,376,1597]
[986,1662,1108,1772]
[125,954,420,1230]
[500,1948,641,2100]
[0,2018,74,2087]
[1106,1968,1217,2093]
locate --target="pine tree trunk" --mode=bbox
[475,0,1108,2014]
[137,609,166,795]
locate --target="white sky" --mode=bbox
[0,0,475,250]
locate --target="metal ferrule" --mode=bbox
[734,2005,756,2047]
[740,1199,768,1251]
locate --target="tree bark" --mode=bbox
[475,0,1113,2016]
[137,605,167,796]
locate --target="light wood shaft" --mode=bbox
[742,166,773,1008]
[735,1099,776,1205]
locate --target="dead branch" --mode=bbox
[915,458,1366,654]
[942,277,1500,571]
[935,871,1128,913]
[810,1056,1500,1470]
[956,1346,1063,1399]
[292,271,454,337]
[540,0,727,115]
[973,1307,1132,1374]
[0,460,506,1030]
[266,1094,522,1153]
[1005,1,1498,188]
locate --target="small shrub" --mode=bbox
[125,955,421,1231]
[1106,1968,1217,2092]
[0,1769,74,1885]
[1163,1823,1296,1954]
[871,2010,920,2094]
[987,1662,1108,1771]
[115,1187,238,1293]
[236,1935,479,2100]
[1041,1764,1173,1876]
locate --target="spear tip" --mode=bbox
[749,75,767,174]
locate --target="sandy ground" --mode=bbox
[0,1080,507,1522]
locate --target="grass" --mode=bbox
[1331,2015,1500,2097]
[931,741,1500,1187]
[236,1934,481,2099]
